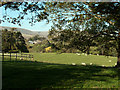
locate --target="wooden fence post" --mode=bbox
[21,53,22,60]
[2,52,4,61]
[32,55,34,61]
[10,52,11,61]
[29,54,31,61]
[16,53,17,61]
[26,54,27,60]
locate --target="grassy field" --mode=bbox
[32,53,117,67]
[2,53,119,89]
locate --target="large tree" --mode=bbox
[48,2,120,67]
[88,2,120,67]
[0,2,120,67]
[2,29,29,53]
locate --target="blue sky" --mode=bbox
[0,6,53,31]
[0,2,89,31]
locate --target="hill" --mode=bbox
[0,26,49,39]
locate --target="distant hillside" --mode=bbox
[34,31,49,38]
[0,26,49,39]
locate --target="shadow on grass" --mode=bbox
[2,60,118,89]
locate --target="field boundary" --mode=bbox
[0,53,34,61]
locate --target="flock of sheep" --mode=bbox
[71,53,117,67]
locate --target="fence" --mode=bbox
[0,53,34,61]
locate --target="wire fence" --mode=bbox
[0,53,34,61]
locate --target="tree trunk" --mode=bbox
[116,37,120,67]
[87,46,90,55]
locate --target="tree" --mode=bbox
[1,2,120,67]
[2,29,29,53]
[87,2,120,67]
[48,26,95,54]
[48,2,120,67]
[32,39,51,53]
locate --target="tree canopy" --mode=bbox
[2,29,29,53]
[1,2,120,67]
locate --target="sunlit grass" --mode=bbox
[32,53,117,67]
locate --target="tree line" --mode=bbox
[2,29,29,53]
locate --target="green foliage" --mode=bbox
[49,28,117,56]
[1,2,120,66]
[30,40,51,53]
[0,2,48,26]
[48,28,94,54]
[2,29,29,53]
[1,2,120,51]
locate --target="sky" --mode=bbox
[0,2,101,32]
[0,6,53,31]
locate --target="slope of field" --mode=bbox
[32,53,117,67]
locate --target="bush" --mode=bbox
[56,50,62,54]
[30,40,51,53]
[9,50,19,53]
[65,48,78,53]
[61,48,67,53]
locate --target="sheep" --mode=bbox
[76,53,80,56]
[97,54,99,56]
[81,63,86,66]
[90,63,92,65]
[115,63,117,66]
[72,63,76,65]
[85,54,87,56]
[20,58,23,60]
[109,60,111,62]
[102,65,105,67]
[82,53,85,55]
[32,57,34,61]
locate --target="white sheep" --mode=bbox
[84,53,87,56]
[81,63,86,66]
[109,60,111,62]
[76,53,78,55]
[90,63,92,65]
[102,65,105,67]
[72,63,76,65]
[76,53,81,56]
[82,53,85,55]
[20,58,23,60]
[97,54,99,56]
[115,63,117,66]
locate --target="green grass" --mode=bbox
[2,60,118,88]
[32,53,117,67]
[2,53,119,89]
